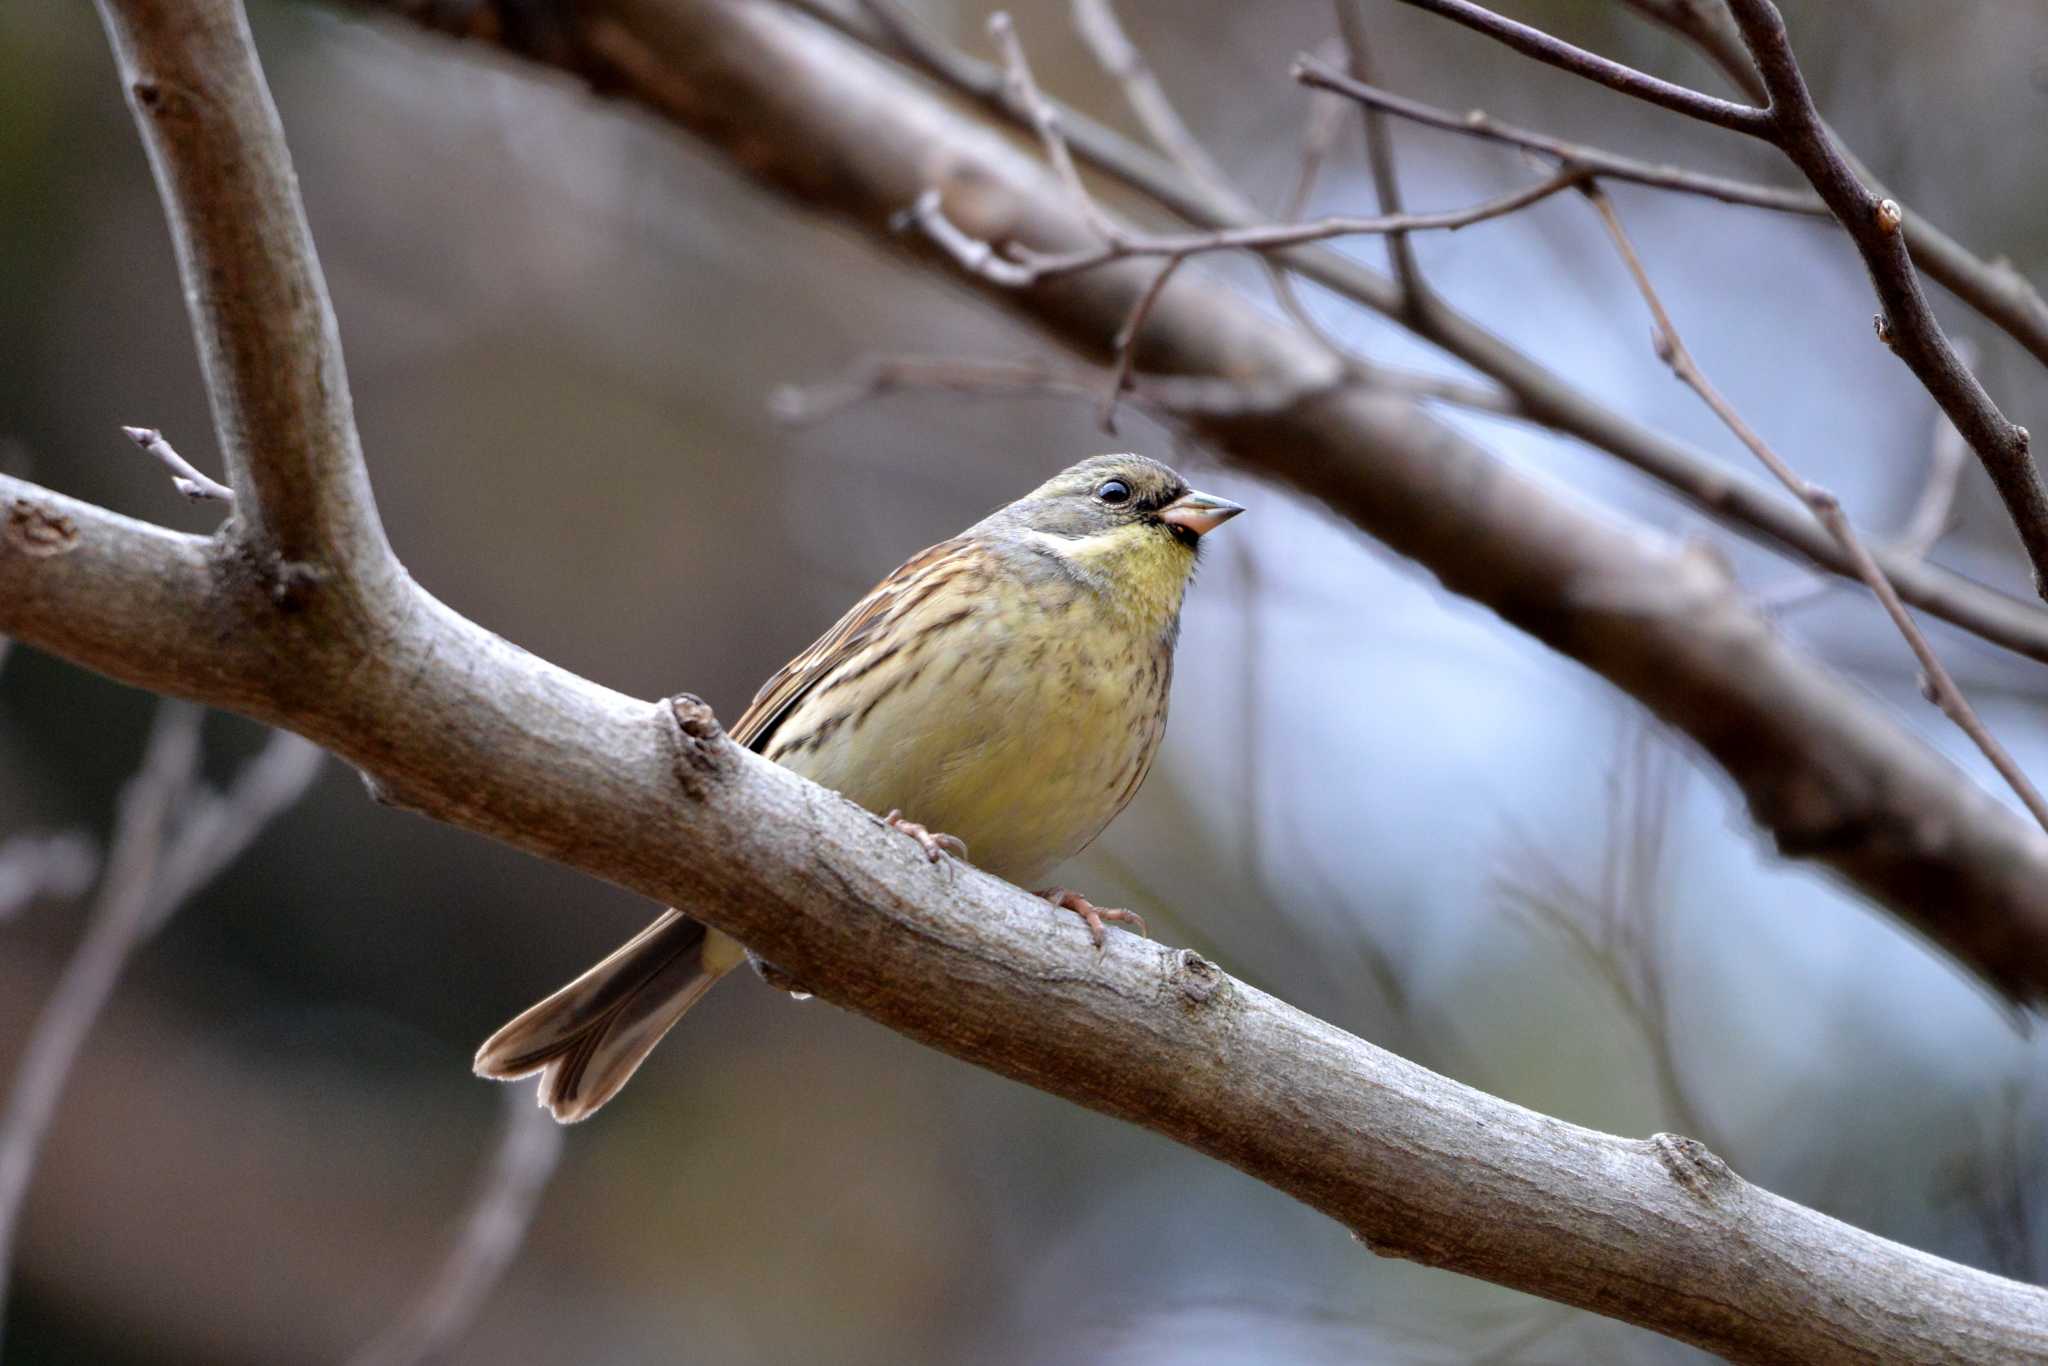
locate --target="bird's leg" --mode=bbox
[1039,887,1148,948]
[884,810,968,863]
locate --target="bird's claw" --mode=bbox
[885,810,968,863]
[1039,887,1147,948]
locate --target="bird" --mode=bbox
[474,453,1244,1122]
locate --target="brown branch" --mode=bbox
[13,463,2048,1361]
[94,0,398,598]
[1069,0,1236,206]
[1294,56,1818,217]
[1388,0,1770,133]
[819,0,2048,674]
[344,1087,563,1366]
[1583,184,2048,833]
[13,1,2048,1357]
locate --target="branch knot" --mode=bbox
[1650,1132,1736,1203]
[666,693,730,801]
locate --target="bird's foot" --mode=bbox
[1039,887,1148,948]
[885,810,968,863]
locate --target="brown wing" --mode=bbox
[731,537,980,754]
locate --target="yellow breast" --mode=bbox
[765,570,1174,888]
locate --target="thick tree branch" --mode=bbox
[95,0,398,599]
[8,466,2048,1363]
[10,1,2048,1358]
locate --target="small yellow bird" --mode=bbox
[475,454,1244,1121]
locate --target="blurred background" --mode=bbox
[4,0,2047,1361]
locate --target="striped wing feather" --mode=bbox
[731,538,976,754]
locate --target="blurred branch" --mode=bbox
[0,703,202,1353]
[1294,56,1815,215]
[1068,0,1234,206]
[1389,0,2048,599]
[345,1087,564,1366]
[1620,0,2048,371]
[805,0,2048,679]
[1583,183,2048,834]
[1498,732,1721,1152]
[0,707,317,1353]
[1763,393,1968,611]
[7,1,2048,1359]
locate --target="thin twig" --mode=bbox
[1102,255,1187,432]
[0,702,204,1353]
[121,425,235,504]
[907,167,1593,285]
[344,1086,564,1366]
[0,715,318,1354]
[1333,4,1427,306]
[1584,184,2048,833]
[1387,0,1769,133]
[1069,0,1236,205]
[1294,55,1817,217]
[1764,395,1969,611]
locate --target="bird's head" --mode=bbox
[982,453,1244,633]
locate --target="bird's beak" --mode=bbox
[1158,488,1245,537]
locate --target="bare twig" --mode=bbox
[1294,56,1816,217]
[1764,396,1969,611]
[1388,0,1769,133]
[344,1087,564,1366]
[906,167,1594,285]
[1069,0,1235,206]
[0,717,317,1352]
[1333,4,1426,307]
[1102,255,1187,432]
[771,354,1355,430]
[1584,184,2048,833]
[121,425,235,504]
[0,702,204,1353]
[1498,731,1721,1152]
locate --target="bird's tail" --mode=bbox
[474,910,746,1123]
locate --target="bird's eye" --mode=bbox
[1095,479,1131,505]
